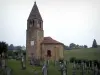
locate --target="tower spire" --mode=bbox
[28,1,43,21]
[34,1,36,4]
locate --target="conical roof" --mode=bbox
[28,2,43,21]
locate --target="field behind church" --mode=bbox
[64,48,100,60]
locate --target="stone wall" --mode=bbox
[41,44,64,61]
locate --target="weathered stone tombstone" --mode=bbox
[42,64,48,75]
[6,67,12,75]
[81,62,85,75]
[21,56,26,69]
[93,65,99,75]
[72,62,76,75]
[2,58,6,69]
[55,60,59,67]
[65,63,68,75]
[63,66,66,75]
[30,57,34,65]
[0,59,1,68]
[84,62,87,70]
[59,62,67,75]
[47,60,49,65]
[34,70,38,75]
[54,60,57,66]
[59,62,63,75]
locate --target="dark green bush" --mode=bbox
[70,57,76,63]
[59,58,64,63]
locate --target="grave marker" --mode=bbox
[42,64,48,75]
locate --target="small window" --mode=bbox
[33,20,34,26]
[40,21,41,28]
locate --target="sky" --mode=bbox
[0,0,100,47]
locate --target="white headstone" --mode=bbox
[22,57,24,62]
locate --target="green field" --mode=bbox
[2,48,100,75]
[64,48,100,60]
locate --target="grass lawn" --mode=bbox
[7,59,61,75]
[7,59,94,75]
[6,48,100,75]
[7,59,42,75]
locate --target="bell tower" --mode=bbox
[26,2,44,60]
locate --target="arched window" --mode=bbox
[47,50,51,57]
[40,21,41,28]
[30,20,32,25]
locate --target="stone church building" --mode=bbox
[26,2,64,61]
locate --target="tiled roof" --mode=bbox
[42,37,63,45]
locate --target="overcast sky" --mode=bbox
[0,0,100,47]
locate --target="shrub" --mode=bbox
[59,58,64,63]
[70,57,76,63]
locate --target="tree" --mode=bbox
[0,41,8,58]
[69,43,76,49]
[0,41,8,68]
[8,44,14,50]
[8,51,13,56]
[75,44,80,49]
[84,45,88,48]
[15,46,22,50]
[92,39,98,48]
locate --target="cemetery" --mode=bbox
[0,47,100,75]
[0,1,100,75]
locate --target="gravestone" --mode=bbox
[2,59,5,69]
[81,62,85,75]
[84,62,87,70]
[34,70,38,75]
[59,63,63,75]
[55,60,59,66]
[72,63,76,75]
[6,67,12,75]
[21,56,26,69]
[42,64,48,75]
[47,60,49,65]
[72,68,76,75]
[30,57,34,65]
[0,59,2,68]
[63,67,66,75]
[93,65,98,75]
[59,63,67,75]
[64,64,67,75]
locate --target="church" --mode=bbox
[26,2,64,61]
